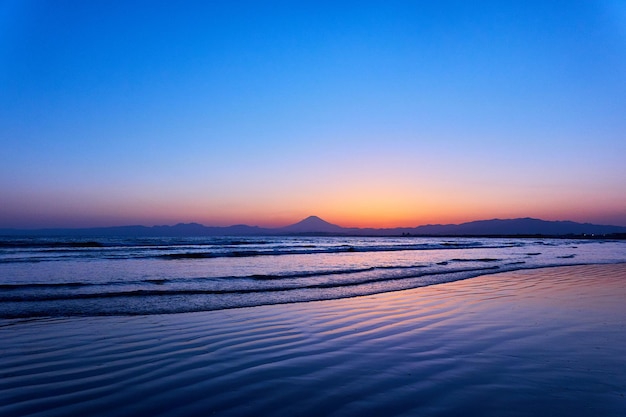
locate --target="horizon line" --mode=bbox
[2,215,626,231]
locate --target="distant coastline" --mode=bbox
[2,216,625,238]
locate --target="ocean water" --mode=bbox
[1,235,625,318]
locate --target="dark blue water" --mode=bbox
[1,235,624,317]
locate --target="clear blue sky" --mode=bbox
[1,0,625,228]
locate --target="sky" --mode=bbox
[1,0,625,229]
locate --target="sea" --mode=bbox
[1,235,625,318]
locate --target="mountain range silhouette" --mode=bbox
[2,216,625,237]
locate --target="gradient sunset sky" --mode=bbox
[1,1,625,228]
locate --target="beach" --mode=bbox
[2,263,626,416]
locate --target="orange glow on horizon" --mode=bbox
[3,179,624,229]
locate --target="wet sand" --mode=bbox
[2,264,626,416]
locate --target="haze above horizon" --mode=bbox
[1,1,625,229]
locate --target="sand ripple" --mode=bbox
[1,264,626,416]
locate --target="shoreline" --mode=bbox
[3,260,626,320]
[2,264,626,416]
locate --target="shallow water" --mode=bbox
[1,264,625,416]
[1,236,625,317]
